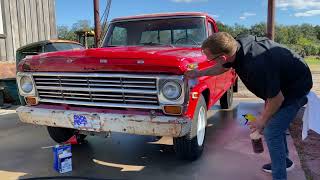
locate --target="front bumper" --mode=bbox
[16,106,191,137]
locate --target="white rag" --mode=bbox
[302,91,320,140]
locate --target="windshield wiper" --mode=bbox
[140,42,175,47]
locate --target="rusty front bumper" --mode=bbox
[16,106,191,137]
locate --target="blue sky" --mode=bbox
[56,0,320,27]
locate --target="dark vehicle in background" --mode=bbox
[16,40,84,66]
[14,40,84,105]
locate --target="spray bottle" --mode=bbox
[243,114,264,154]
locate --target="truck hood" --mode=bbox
[19,46,208,74]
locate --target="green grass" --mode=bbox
[305,56,320,65]
[305,56,320,71]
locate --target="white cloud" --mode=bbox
[276,0,320,10]
[294,9,320,16]
[278,0,320,18]
[243,12,256,16]
[172,0,207,3]
[239,12,256,20]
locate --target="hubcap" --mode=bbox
[197,106,206,146]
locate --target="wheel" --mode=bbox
[173,95,207,160]
[0,90,3,106]
[47,126,86,143]
[220,86,233,109]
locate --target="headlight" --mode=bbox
[162,81,182,100]
[20,76,33,93]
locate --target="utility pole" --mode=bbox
[94,0,101,47]
[267,0,275,40]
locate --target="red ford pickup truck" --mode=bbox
[16,12,237,160]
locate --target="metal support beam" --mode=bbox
[94,0,101,47]
[267,0,275,40]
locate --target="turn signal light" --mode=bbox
[25,96,38,106]
[163,105,182,115]
[191,92,199,99]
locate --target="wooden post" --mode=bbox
[93,0,101,47]
[267,0,275,40]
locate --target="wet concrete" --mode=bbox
[0,99,306,180]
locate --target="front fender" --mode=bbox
[184,82,209,120]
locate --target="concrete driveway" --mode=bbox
[0,99,306,180]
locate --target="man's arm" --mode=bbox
[185,63,229,78]
[250,91,284,132]
[198,63,229,76]
[261,91,284,124]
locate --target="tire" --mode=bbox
[47,126,86,143]
[233,78,238,93]
[0,90,4,106]
[220,86,233,109]
[173,95,207,161]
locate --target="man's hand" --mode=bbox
[185,69,199,78]
[248,91,284,135]
[248,117,265,134]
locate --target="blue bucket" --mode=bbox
[52,144,72,173]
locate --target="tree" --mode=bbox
[275,25,289,44]
[57,20,95,48]
[315,25,320,41]
[216,21,233,34]
[71,20,92,32]
[299,23,317,40]
[232,23,249,37]
[285,44,306,57]
[216,22,249,37]
[250,23,266,37]
[57,25,77,41]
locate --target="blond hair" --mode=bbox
[202,32,238,56]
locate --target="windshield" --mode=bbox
[103,17,207,47]
[44,43,84,52]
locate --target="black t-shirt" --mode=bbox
[232,34,313,101]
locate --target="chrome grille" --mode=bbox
[33,73,159,109]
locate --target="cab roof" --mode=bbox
[111,12,210,22]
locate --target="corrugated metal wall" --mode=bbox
[0,0,57,62]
